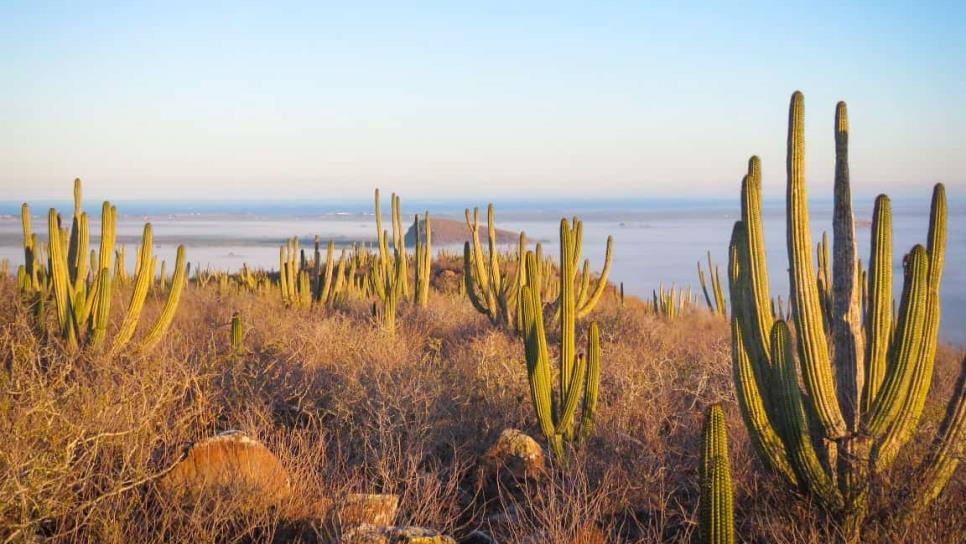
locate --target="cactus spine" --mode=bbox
[729,92,959,540]
[519,218,603,459]
[699,404,735,544]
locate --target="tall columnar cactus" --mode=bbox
[463,204,523,328]
[279,237,312,309]
[728,92,961,541]
[25,179,187,352]
[413,213,432,307]
[372,246,404,334]
[519,222,603,459]
[697,251,727,317]
[699,404,735,544]
[374,189,410,300]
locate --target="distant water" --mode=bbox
[1,197,963,346]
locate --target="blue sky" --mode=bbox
[1,1,963,201]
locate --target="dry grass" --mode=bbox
[1,276,963,543]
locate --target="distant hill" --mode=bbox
[404,216,519,246]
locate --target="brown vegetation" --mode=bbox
[0,269,963,542]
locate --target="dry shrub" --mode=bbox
[0,277,963,542]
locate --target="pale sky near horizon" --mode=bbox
[1,1,964,202]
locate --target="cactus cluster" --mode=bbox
[519,218,604,459]
[464,204,614,334]
[645,284,696,319]
[371,189,415,332]
[19,179,187,352]
[697,251,727,317]
[728,92,963,539]
[463,205,526,329]
[699,404,735,544]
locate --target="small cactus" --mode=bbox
[699,404,735,544]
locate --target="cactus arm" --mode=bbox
[47,209,79,350]
[712,261,727,317]
[88,268,112,349]
[902,354,966,517]
[575,235,614,320]
[557,352,587,440]
[741,157,774,361]
[463,242,492,316]
[728,222,798,485]
[830,101,867,430]
[520,251,560,457]
[392,193,410,299]
[872,189,946,468]
[320,240,335,303]
[112,224,155,352]
[699,260,714,311]
[771,320,844,510]
[865,246,930,438]
[139,245,187,351]
[559,219,577,410]
[785,91,847,439]
[862,195,893,412]
[579,322,601,441]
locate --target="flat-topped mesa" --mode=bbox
[404,216,519,246]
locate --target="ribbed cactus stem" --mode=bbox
[48,209,79,350]
[112,224,154,352]
[414,212,432,307]
[862,195,893,412]
[579,322,601,442]
[829,101,866,431]
[699,404,735,544]
[728,92,953,540]
[902,354,966,517]
[88,268,112,349]
[139,244,187,351]
[230,311,244,354]
[520,230,604,459]
[786,91,847,439]
[728,222,797,485]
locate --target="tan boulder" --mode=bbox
[478,429,545,494]
[158,430,290,508]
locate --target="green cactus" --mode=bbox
[728,92,961,541]
[372,245,404,334]
[699,404,735,544]
[519,218,603,459]
[230,311,244,355]
[698,251,727,317]
[413,212,432,307]
[463,204,524,328]
[24,179,187,352]
[646,283,695,319]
